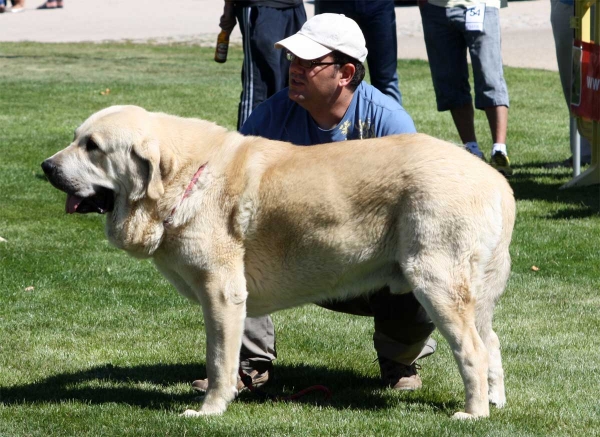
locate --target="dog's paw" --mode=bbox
[181,409,202,418]
[183,396,229,416]
[489,392,506,408]
[452,411,478,420]
[180,407,224,417]
[199,403,227,415]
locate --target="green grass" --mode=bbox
[0,42,599,436]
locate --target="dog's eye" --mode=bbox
[86,139,99,152]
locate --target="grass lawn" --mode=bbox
[0,42,599,436]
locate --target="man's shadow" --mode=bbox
[0,362,459,413]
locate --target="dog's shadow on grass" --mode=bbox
[0,362,459,414]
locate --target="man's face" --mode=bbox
[287,52,341,109]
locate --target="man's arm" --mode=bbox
[239,90,289,139]
[379,108,417,137]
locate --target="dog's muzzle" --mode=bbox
[41,159,115,214]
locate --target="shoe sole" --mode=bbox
[491,155,513,177]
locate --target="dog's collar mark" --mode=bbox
[164,162,207,227]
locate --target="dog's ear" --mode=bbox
[132,139,164,201]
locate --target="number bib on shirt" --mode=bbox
[465,4,485,32]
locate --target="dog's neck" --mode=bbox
[163,162,207,228]
[106,160,209,258]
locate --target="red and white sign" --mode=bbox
[570,40,600,122]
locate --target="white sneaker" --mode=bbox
[490,151,513,176]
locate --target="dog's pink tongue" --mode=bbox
[66,195,83,214]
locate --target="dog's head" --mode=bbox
[41,105,164,215]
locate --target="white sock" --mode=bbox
[492,143,507,156]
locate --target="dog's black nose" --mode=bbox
[41,160,56,178]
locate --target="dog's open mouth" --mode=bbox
[66,188,115,214]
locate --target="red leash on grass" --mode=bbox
[238,368,332,402]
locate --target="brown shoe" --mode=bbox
[192,365,272,393]
[378,355,422,391]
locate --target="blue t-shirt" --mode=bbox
[240,81,416,145]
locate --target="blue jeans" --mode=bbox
[315,0,402,106]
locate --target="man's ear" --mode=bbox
[132,139,164,201]
[339,63,356,87]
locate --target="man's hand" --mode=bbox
[219,0,237,33]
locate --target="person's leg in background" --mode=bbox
[551,0,575,109]
[550,0,592,164]
[10,0,25,12]
[319,289,437,391]
[355,0,402,105]
[238,315,277,381]
[369,290,436,390]
[466,6,512,175]
[192,313,276,392]
[419,2,483,158]
[484,105,508,146]
[451,102,478,145]
[315,0,402,105]
[235,3,306,130]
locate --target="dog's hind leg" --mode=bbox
[477,316,505,409]
[407,258,490,419]
[476,250,511,409]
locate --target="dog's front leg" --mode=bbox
[182,267,247,417]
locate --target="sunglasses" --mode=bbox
[286,51,338,69]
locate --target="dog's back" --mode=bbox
[239,133,514,317]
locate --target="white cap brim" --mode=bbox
[275,33,333,61]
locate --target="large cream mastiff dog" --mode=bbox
[42,105,515,419]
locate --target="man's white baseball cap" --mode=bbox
[275,13,368,63]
